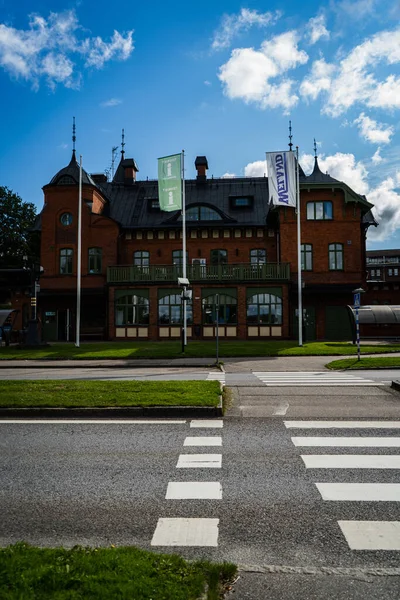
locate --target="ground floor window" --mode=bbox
[202,293,237,324]
[158,293,192,324]
[115,294,149,326]
[247,293,282,324]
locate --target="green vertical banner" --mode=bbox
[158,153,182,212]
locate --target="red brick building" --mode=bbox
[28,148,376,342]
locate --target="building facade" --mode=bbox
[29,149,377,342]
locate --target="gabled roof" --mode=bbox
[113,157,139,184]
[48,151,96,186]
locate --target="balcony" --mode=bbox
[107,263,290,284]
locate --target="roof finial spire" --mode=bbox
[313,138,318,158]
[72,117,76,159]
[289,121,293,151]
[121,128,125,159]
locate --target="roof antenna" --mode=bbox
[314,138,318,158]
[72,116,76,159]
[289,121,293,152]
[121,128,125,159]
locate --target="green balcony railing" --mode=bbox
[107,263,290,284]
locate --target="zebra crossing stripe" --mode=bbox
[176,454,222,468]
[292,436,400,447]
[184,436,222,446]
[190,420,223,428]
[253,372,383,386]
[316,483,400,501]
[302,454,400,469]
[151,518,219,546]
[285,421,400,429]
[338,521,400,550]
[165,482,222,500]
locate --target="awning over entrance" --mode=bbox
[0,309,18,327]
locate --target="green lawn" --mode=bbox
[2,340,400,359]
[0,380,221,408]
[0,542,236,600]
[326,356,400,370]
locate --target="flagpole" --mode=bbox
[296,146,303,346]
[182,149,187,346]
[75,155,82,347]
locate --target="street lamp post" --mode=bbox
[352,287,365,361]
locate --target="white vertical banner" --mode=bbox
[266,151,297,208]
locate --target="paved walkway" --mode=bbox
[0,353,399,370]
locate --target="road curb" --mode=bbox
[0,361,215,369]
[0,401,223,419]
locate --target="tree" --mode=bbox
[0,186,39,268]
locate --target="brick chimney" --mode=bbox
[122,159,139,185]
[195,156,208,182]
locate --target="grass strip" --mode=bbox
[0,542,237,600]
[0,380,221,408]
[326,357,400,370]
[2,341,400,359]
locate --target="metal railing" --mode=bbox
[107,263,290,284]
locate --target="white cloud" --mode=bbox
[218,31,308,112]
[244,160,267,177]
[300,57,335,100]
[0,10,134,89]
[221,172,236,178]
[211,8,280,51]
[371,147,383,164]
[204,80,211,86]
[368,173,400,241]
[100,98,122,107]
[300,151,369,194]
[354,112,394,144]
[334,0,378,19]
[322,27,400,116]
[306,15,330,45]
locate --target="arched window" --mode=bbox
[158,293,192,324]
[60,248,73,274]
[202,293,237,324]
[300,244,313,271]
[134,251,150,268]
[178,206,223,221]
[88,247,102,274]
[328,243,343,270]
[247,293,282,324]
[115,294,149,326]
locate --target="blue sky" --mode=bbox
[1,0,400,249]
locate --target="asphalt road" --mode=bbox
[1,400,400,598]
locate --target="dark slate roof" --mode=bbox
[367,249,400,258]
[304,157,340,184]
[362,209,378,227]
[48,151,96,186]
[195,156,208,168]
[98,176,271,229]
[113,158,139,184]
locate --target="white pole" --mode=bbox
[296,146,303,346]
[75,155,82,347]
[182,150,187,346]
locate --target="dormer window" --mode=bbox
[230,196,253,208]
[57,175,75,185]
[179,206,222,221]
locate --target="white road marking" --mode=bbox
[207,372,226,383]
[285,421,400,429]
[151,518,219,546]
[190,420,223,428]
[274,402,289,416]
[176,454,222,468]
[253,371,382,386]
[292,436,400,447]
[316,483,400,501]
[184,436,222,446]
[338,521,400,550]
[165,482,222,500]
[0,419,187,424]
[302,454,400,469]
